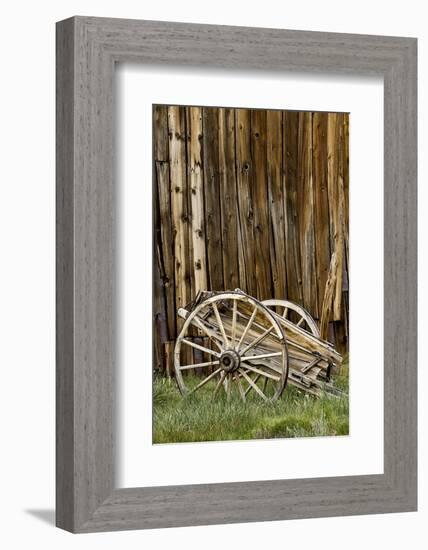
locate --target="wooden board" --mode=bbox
[283,111,304,308]
[235,108,256,296]
[154,105,175,340]
[168,106,191,311]
[187,106,207,295]
[267,110,287,300]
[313,112,331,317]
[218,108,240,290]
[251,109,272,300]
[297,111,318,317]
[203,107,223,291]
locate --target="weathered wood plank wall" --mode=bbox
[153,105,349,372]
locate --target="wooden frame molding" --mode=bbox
[56,16,417,533]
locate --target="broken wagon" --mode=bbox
[174,288,343,401]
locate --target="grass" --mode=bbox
[153,358,349,444]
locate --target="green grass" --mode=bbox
[153,359,349,444]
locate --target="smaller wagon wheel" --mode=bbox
[262,299,320,337]
[174,292,288,402]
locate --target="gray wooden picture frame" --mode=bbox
[56,16,417,533]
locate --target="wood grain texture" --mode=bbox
[187,106,207,295]
[218,108,240,291]
[203,107,223,290]
[235,108,256,296]
[297,112,318,317]
[154,105,175,341]
[155,103,353,366]
[327,113,344,320]
[267,110,287,300]
[56,17,75,532]
[168,106,191,311]
[57,16,116,531]
[283,111,304,308]
[56,16,417,533]
[251,109,272,300]
[313,112,331,317]
[319,252,338,341]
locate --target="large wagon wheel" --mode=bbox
[262,299,320,337]
[174,292,288,401]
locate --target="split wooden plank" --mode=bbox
[251,109,272,301]
[335,113,347,321]
[282,111,303,310]
[187,106,207,295]
[327,112,344,321]
[267,110,287,300]
[342,113,350,277]
[168,106,191,313]
[312,112,331,319]
[218,107,240,290]
[340,113,350,346]
[235,108,256,296]
[297,111,318,318]
[319,251,338,341]
[203,107,223,291]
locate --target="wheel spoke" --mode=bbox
[179,360,220,371]
[239,369,268,401]
[296,316,304,327]
[226,373,232,401]
[191,316,223,351]
[262,376,269,394]
[245,373,261,396]
[242,364,280,381]
[240,325,274,355]
[212,302,229,348]
[241,351,283,362]
[234,371,246,402]
[231,299,237,349]
[181,338,220,358]
[281,307,289,319]
[189,367,222,394]
[213,371,227,397]
[236,307,258,350]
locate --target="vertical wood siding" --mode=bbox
[153,105,350,370]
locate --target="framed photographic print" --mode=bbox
[151,103,350,445]
[56,17,417,532]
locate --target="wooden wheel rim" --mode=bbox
[174,292,288,401]
[262,299,320,337]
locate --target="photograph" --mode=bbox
[153,104,349,444]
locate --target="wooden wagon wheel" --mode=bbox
[174,292,288,401]
[262,299,320,337]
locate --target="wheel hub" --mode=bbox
[220,350,240,372]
